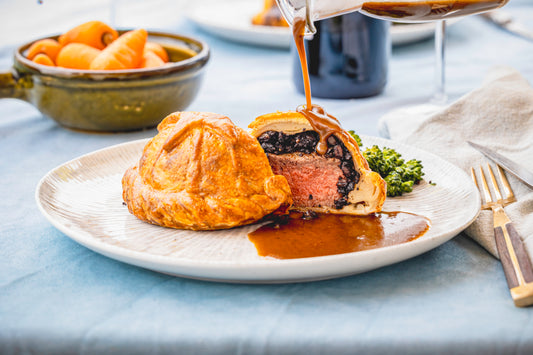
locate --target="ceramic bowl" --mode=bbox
[0,30,209,132]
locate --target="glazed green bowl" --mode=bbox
[0,30,209,132]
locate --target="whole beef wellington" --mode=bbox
[122,111,292,230]
[249,111,386,215]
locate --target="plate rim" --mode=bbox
[35,135,481,282]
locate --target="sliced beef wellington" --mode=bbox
[249,111,386,215]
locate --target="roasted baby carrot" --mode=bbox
[58,21,118,50]
[56,43,101,69]
[141,50,165,68]
[143,42,169,63]
[90,29,147,70]
[32,53,55,66]
[26,39,62,63]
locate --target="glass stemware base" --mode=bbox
[379,19,449,139]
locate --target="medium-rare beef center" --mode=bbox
[257,128,359,209]
[249,111,386,215]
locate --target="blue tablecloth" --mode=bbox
[2,1,533,354]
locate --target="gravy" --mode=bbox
[292,16,356,155]
[249,211,430,259]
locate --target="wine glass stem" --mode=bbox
[433,20,447,105]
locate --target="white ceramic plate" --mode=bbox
[186,0,453,48]
[36,135,480,283]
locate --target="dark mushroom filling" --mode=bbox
[257,130,360,209]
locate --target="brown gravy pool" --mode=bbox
[248,211,430,259]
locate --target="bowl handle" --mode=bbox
[0,69,30,101]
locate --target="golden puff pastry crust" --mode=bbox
[122,111,292,230]
[249,111,386,215]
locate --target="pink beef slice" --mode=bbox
[267,153,342,208]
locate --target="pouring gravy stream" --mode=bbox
[248,12,430,259]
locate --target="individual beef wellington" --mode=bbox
[122,111,292,230]
[251,0,289,27]
[249,111,386,215]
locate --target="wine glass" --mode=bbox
[359,0,509,121]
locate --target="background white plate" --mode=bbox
[36,136,480,283]
[187,0,291,49]
[186,0,451,48]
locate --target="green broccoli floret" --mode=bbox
[384,171,414,197]
[348,130,363,147]
[397,159,424,184]
[363,145,404,177]
[346,131,427,197]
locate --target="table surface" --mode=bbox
[1,1,533,354]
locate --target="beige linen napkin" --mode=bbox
[379,66,533,258]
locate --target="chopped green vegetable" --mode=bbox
[397,159,424,183]
[348,131,425,197]
[384,171,414,197]
[348,130,362,147]
[363,145,404,177]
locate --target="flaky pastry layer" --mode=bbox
[122,111,292,230]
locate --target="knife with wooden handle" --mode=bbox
[481,10,533,42]
[468,141,533,189]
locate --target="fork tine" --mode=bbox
[487,164,503,202]
[478,166,493,204]
[470,167,478,188]
[497,165,515,201]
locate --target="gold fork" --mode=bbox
[471,164,533,307]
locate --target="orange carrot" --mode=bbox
[32,53,55,66]
[143,42,169,63]
[56,43,101,69]
[27,39,62,63]
[59,21,118,50]
[141,50,165,69]
[89,29,147,70]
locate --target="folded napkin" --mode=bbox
[379,66,533,258]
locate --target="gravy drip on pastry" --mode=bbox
[292,15,354,156]
[247,14,387,215]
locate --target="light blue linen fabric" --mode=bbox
[1,1,533,354]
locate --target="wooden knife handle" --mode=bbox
[494,222,533,307]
